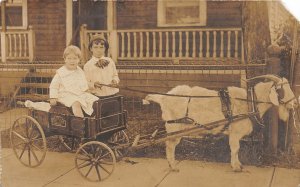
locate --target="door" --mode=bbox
[72,0,107,46]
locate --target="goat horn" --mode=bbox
[246,74,282,83]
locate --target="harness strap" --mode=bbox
[247,86,265,128]
[185,97,191,117]
[219,88,233,122]
[166,97,193,124]
[166,117,195,124]
[281,96,297,105]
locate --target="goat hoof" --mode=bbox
[232,166,242,172]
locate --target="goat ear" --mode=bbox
[269,87,279,106]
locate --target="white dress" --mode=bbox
[49,66,99,115]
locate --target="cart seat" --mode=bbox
[49,102,98,117]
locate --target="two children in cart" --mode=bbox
[48,34,119,117]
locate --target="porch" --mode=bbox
[0,26,245,65]
[80,25,245,65]
[0,26,35,63]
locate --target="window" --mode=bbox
[157,0,207,27]
[0,0,28,29]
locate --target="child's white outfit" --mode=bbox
[24,100,51,112]
[49,66,99,115]
[84,56,120,97]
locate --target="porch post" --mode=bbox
[1,0,7,63]
[0,32,6,63]
[240,70,247,89]
[28,26,35,62]
[80,24,88,62]
[66,0,73,46]
[107,1,118,63]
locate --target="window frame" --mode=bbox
[157,0,207,27]
[0,0,28,29]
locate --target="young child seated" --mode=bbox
[49,45,99,117]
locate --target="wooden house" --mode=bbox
[1,0,296,94]
[0,0,252,96]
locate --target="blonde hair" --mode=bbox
[63,45,82,59]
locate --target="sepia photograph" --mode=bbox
[0,0,300,186]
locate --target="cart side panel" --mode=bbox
[69,116,86,137]
[32,110,49,129]
[49,113,71,135]
[86,118,97,138]
[90,95,127,136]
[96,112,127,135]
[96,95,123,119]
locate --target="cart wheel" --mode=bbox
[107,130,129,161]
[58,135,80,152]
[10,115,47,168]
[75,141,116,182]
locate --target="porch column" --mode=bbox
[107,1,118,62]
[0,32,6,63]
[28,26,35,62]
[66,0,73,46]
[1,0,7,63]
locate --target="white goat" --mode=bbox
[145,75,297,172]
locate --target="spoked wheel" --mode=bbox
[107,130,129,161]
[58,135,80,152]
[75,141,116,182]
[10,115,47,168]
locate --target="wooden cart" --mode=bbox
[10,95,129,182]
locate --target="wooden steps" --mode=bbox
[16,83,50,89]
[15,94,49,101]
[27,72,55,78]
[12,71,53,102]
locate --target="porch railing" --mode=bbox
[0,26,35,63]
[80,25,244,64]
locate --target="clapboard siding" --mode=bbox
[28,0,66,61]
[117,1,242,29]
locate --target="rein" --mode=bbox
[280,96,297,105]
[97,83,273,104]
